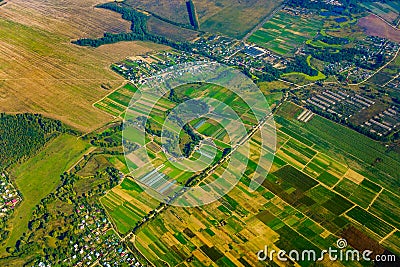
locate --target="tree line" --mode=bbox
[0,113,65,171]
[72,2,193,52]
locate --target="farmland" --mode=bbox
[146,16,199,42]
[3,135,90,252]
[1,0,399,265]
[360,1,400,26]
[0,0,168,132]
[100,79,266,233]
[124,0,284,38]
[95,77,399,266]
[249,10,324,55]
[358,14,400,43]
[126,101,400,266]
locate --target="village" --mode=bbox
[35,202,142,267]
[0,173,21,219]
[108,5,399,142]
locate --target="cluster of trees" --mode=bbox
[186,0,200,30]
[242,62,283,82]
[144,119,162,137]
[12,166,123,260]
[176,99,209,118]
[181,123,203,157]
[86,124,123,147]
[168,89,183,103]
[0,113,64,170]
[74,27,194,51]
[285,56,318,76]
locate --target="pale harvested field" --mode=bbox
[0,0,169,132]
[125,0,284,38]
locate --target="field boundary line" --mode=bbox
[367,187,384,211]
[383,72,400,87]
[302,151,319,171]
[92,80,130,109]
[283,102,399,199]
[242,3,285,41]
[380,229,397,244]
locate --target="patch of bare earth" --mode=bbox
[358,14,400,43]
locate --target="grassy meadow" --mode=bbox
[3,135,90,251]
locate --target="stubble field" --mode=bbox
[0,0,168,133]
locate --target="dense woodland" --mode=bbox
[0,114,65,171]
[306,105,394,141]
[72,2,305,82]
[286,56,319,76]
[186,0,200,30]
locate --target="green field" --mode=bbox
[94,83,139,118]
[95,72,400,266]
[249,11,323,55]
[126,100,400,266]
[101,184,160,234]
[275,102,400,189]
[4,135,90,250]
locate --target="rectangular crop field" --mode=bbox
[249,11,323,55]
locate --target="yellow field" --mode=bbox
[0,0,169,132]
